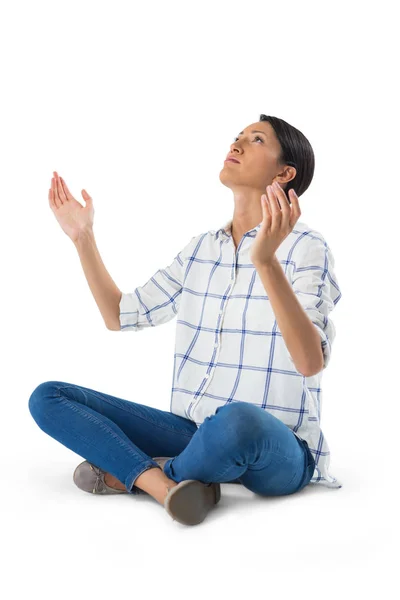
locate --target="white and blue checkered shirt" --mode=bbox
[119,218,343,488]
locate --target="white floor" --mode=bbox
[4,442,395,600]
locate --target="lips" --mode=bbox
[225,158,240,163]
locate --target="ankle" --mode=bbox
[159,480,179,505]
[133,467,178,503]
[104,472,126,491]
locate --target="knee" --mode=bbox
[215,402,264,444]
[28,381,60,422]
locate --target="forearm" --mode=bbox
[255,256,324,377]
[74,230,122,330]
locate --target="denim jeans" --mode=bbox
[28,381,315,497]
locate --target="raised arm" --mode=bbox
[117,235,199,332]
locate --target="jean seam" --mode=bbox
[38,397,160,495]
[58,385,195,440]
[56,386,142,460]
[126,461,161,494]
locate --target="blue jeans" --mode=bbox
[28,381,315,497]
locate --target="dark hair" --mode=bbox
[259,114,315,200]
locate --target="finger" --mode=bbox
[289,189,301,226]
[60,176,73,201]
[48,187,55,209]
[273,182,291,229]
[51,177,60,209]
[290,188,300,207]
[266,185,280,212]
[273,182,291,213]
[53,174,62,206]
[53,171,60,196]
[261,194,271,221]
[266,186,281,231]
[56,173,67,204]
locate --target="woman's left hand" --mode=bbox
[250,181,301,267]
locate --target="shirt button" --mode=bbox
[219,311,223,315]
[204,374,209,379]
[214,343,218,348]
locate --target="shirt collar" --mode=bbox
[216,218,262,238]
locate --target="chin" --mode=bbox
[219,168,235,185]
[218,176,231,189]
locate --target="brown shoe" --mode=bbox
[164,479,221,526]
[73,461,129,495]
[153,456,222,525]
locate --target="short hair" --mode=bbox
[259,114,315,201]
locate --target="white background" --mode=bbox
[1,0,398,597]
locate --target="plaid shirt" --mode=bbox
[119,218,343,488]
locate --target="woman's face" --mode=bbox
[219,121,292,197]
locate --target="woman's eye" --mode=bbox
[232,136,264,143]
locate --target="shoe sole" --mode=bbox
[164,479,221,526]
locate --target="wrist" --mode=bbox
[74,228,95,248]
[253,255,279,271]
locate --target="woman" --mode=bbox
[29,114,342,527]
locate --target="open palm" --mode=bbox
[49,171,95,243]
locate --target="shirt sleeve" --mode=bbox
[119,235,198,332]
[289,231,342,370]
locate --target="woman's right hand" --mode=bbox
[49,171,95,244]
